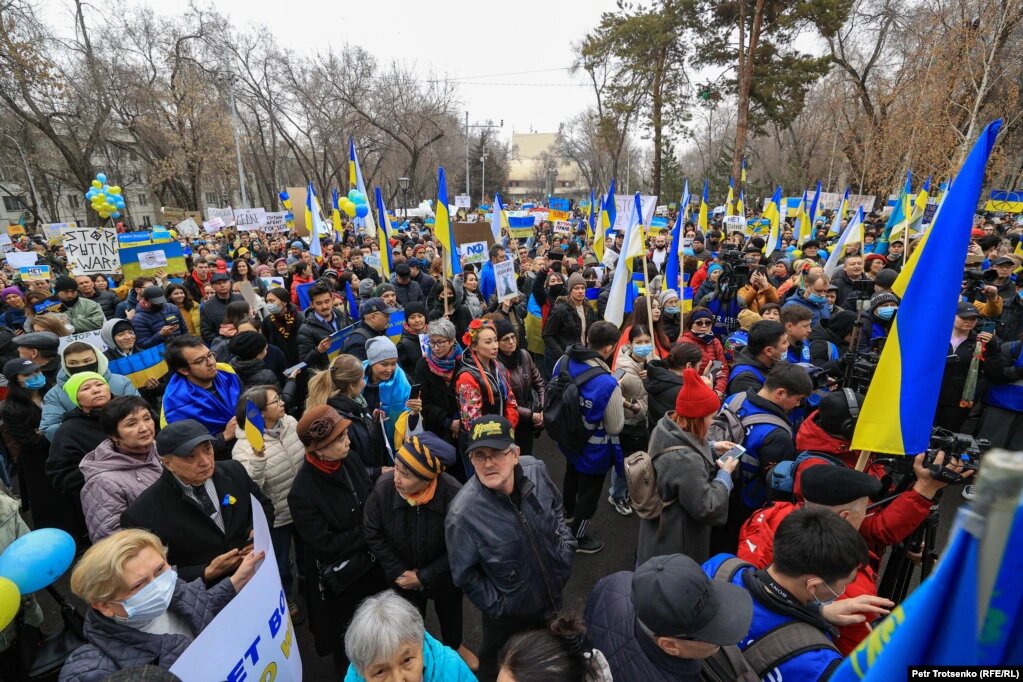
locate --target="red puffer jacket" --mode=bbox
[679,330,729,395]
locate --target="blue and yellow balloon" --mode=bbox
[84,172,124,220]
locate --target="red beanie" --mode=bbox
[674,367,721,418]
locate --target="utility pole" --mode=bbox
[480,151,488,206]
[465,112,503,198]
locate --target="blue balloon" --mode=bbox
[0,528,75,593]
[85,189,96,200]
[114,197,125,207]
[353,194,367,206]
[347,189,359,202]
[355,203,369,218]
[111,211,121,218]
[96,173,107,184]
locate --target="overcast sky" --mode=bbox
[43,0,621,142]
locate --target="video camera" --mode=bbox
[846,279,877,311]
[962,268,997,302]
[841,349,880,394]
[715,244,752,298]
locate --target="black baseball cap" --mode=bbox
[211,272,231,283]
[359,297,396,317]
[465,415,515,452]
[156,419,215,457]
[142,286,166,305]
[632,554,753,645]
[956,301,980,318]
[991,256,1016,267]
[801,465,883,506]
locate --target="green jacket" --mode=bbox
[64,296,106,332]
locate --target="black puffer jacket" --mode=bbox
[59,576,236,682]
[363,471,462,597]
[397,330,422,380]
[643,359,684,427]
[445,456,576,621]
[542,298,598,359]
[412,356,460,445]
[231,358,279,389]
[297,307,354,368]
[46,408,108,495]
[327,393,387,482]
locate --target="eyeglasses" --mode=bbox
[188,351,216,366]
[429,337,454,346]
[267,395,283,407]
[692,319,714,328]
[469,448,512,465]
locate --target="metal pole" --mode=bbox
[465,111,470,196]
[3,134,40,221]
[481,153,487,206]
[227,69,248,208]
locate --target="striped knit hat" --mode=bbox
[395,433,456,481]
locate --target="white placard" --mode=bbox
[42,222,73,242]
[553,221,573,235]
[611,194,658,232]
[0,234,12,254]
[235,208,266,232]
[137,249,168,269]
[723,215,747,231]
[263,212,287,232]
[495,259,518,302]
[58,329,107,353]
[169,495,302,680]
[455,194,471,209]
[458,240,487,265]
[203,217,225,234]
[175,217,200,237]
[62,226,120,275]
[3,251,37,268]
[206,207,235,227]
[365,254,381,272]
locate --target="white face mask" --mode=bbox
[114,568,177,628]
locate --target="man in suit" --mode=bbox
[121,419,274,584]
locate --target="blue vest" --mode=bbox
[553,356,623,475]
[786,341,812,364]
[734,397,791,509]
[707,296,741,335]
[701,555,842,681]
[986,341,1023,411]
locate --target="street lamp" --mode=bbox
[2,134,40,224]
[480,152,488,206]
[465,112,503,195]
[398,176,410,221]
[547,167,558,199]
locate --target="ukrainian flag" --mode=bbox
[824,207,865,278]
[808,179,822,226]
[908,176,931,233]
[107,344,168,389]
[794,190,812,246]
[331,188,344,235]
[119,242,187,281]
[725,177,735,217]
[698,179,709,233]
[736,188,745,219]
[374,187,393,280]
[984,189,1023,213]
[434,167,460,278]
[763,186,783,256]
[349,137,379,238]
[850,120,1001,456]
[492,192,508,244]
[243,400,265,451]
[605,193,645,326]
[874,171,912,255]
[279,189,294,230]
[830,187,850,235]
[586,189,596,245]
[665,180,689,293]
[594,178,617,263]
[306,181,325,259]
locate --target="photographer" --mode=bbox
[832,255,870,310]
[978,328,1023,450]
[737,266,779,313]
[935,303,994,432]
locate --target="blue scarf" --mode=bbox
[162,364,241,434]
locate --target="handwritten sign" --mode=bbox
[161,207,203,225]
[263,212,287,232]
[175,217,200,237]
[203,217,225,234]
[455,194,471,209]
[235,208,267,232]
[19,265,50,282]
[553,220,574,235]
[62,226,120,275]
[548,209,570,223]
[495,259,518,302]
[723,215,747,231]
[42,222,74,243]
[458,240,487,265]
[206,207,235,227]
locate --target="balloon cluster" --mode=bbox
[340,189,370,219]
[0,528,75,628]
[84,172,125,219]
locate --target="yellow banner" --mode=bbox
[547,209,570,222]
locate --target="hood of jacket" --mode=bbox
[794,409,854,462]
[566,343,609,368]
[59,339,109,378]
[100,318,136,356]
[80,438,162,482]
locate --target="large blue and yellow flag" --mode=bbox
[434,167,460,278]
[491,192,508,244]
[665,180,690,293]
[698,179,709,233]
[594,178,617,263]
[725,177,735,217]
[830,187,850,235]
[305,181,324,259]
[349,137,378,238]
[107,344,168,389]
[824,207,865,278]
[795,190,812,246]
[808,179,822,227]
[279,189,294,229]
[763,186,783,256]
[119,241,187,281]
[985,189,1023,213]
[331,188,344,235]
[605,193,645,326]
[874,171,912,255]
[243,400,265,451]
[851,120,1001,456]
[373,187,393,280]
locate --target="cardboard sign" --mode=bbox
[459,241,488,265]
[723,215,747,231]
[175,217,200,237]
[235,207,267,232]
[19,265,50,281]
[4,251,36,268]
[203,217,225,234]
[611,194,658,232]
[206,206,235,227]
[42,222,74,243]
[58,330,106,353]
[286,186,309,236]
[161,207,203,225]
[495,259,518,302]
[553,221,573,235]
[452,222,496,249]
[263,212,287,232]
[62,226,120,275]
[455,194,471,209]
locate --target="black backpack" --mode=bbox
[543,355,607,452]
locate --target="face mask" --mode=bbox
[266,303,281,315]
[69,362,99,375]
[24,373,46,390]
[811,579,844,607]
[808,293,828,304]
[632,344,653,358]
[695,332,715,342]
[549,284,565,299]
[664,306,679,315]
[875,306,897,320]
[149,302,164,311]
[115,568,177,628]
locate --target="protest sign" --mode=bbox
[206,206,235,227]
[58,330,106,353]
[260,276,285,291]
[286,186,309,236]
[203,217,225,234]
[365,254,381,272]
[495,259,518,303]
[553,221,573,235]
[506,212,535,239]
[6,224,25,239]
[161,207,203,225]
[235,207,267,232]
[169,495,302,681]
[452,222,496,248]
[547,209,570,223]
[549,197,571,212]
[42,222,74,243]
[723,215,747,232]
[459,241,488,265]
[611,194,658,232]
[19,265,50,281]
[455,194,471,209]
[3,251,35,268]
[62,226,120,275]
[263,212,288,232]
[120,241,187,280]
[0,234,11,253]
[175,217,200,237]
[118,231,153,247]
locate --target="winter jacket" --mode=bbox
[542,298,597,359]
[82,290,119,319]
[0,492,43,653]
[199,293,243,344]
[232,414,304,527]
[397,329,423,380]
[412,357,460,446]
[46,408,109,495]
[679,330,729,395]
[643,358,684,427]
[783,293,831,327]
[261,305,303,365]
[62,296,106,332]
[336,319,379,364]
[363,471,462,597]
[114,290,138,319]
[996,292,1023,343]
[41,357,141,441]
[121,463,274,582]
[343,632,476,682]
[808,325,847,376]
[230,357,279,389]
[725,349,771,395]
[615,346,649,427]
[79,439,163,542]
[636,414,731,565]
[132,302,187,349]
[176,303,200,337]
[550,346,624,476]
[731,390,796,510]
[446,457,575,621]
[59,576,235,682]
[392,279,424,306]
[328,393,388,481]
[586,571,703,682]
[362,359,412,451]
[738,283,780,313]
[500,349,545,421]
[453,350,519,429]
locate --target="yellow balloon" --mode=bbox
[0,577,20,629]
[109,186,121,195]
[91,180,102,189]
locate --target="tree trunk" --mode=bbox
[733,0,765,197]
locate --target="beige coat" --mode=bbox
[232,414,305,527]
[615,346,649,427]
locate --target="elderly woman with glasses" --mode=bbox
[678,307,729,398]
[289,405,386,674]
[343,590,475,681]
[413,319,463,448]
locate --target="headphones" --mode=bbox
[839,388,860,441]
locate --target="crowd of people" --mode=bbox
[0,198,1017,681]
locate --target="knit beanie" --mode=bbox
[690,308,714,324]
[395,433,455,481]
[427,318,456,340]
[824,310,858,340]
[366,336,398,366]
[674,367,720,418]
[659,289,680,307]
[404,301,427,321]
[228,331,268,361]
[737,309,762,331]
[707,264,723,276]
[494,318,516,340]
[566,273,586,293]
[64,371,108,407]
[358,278,375,299]
[869,292,900,312]
[1,286,23,301]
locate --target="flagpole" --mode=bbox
[972,449,1023,624]
[642,223,654,329]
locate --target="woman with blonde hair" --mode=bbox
[308,354,388,481]
[59,528,261,680]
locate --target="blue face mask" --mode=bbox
[808,293,828,305]
[664,306,680,315]
[632,344,653,358]
[115,568,177,628]
[23,372,45,390]
[875,306,897,320]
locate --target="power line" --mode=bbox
[433,66,574,82]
